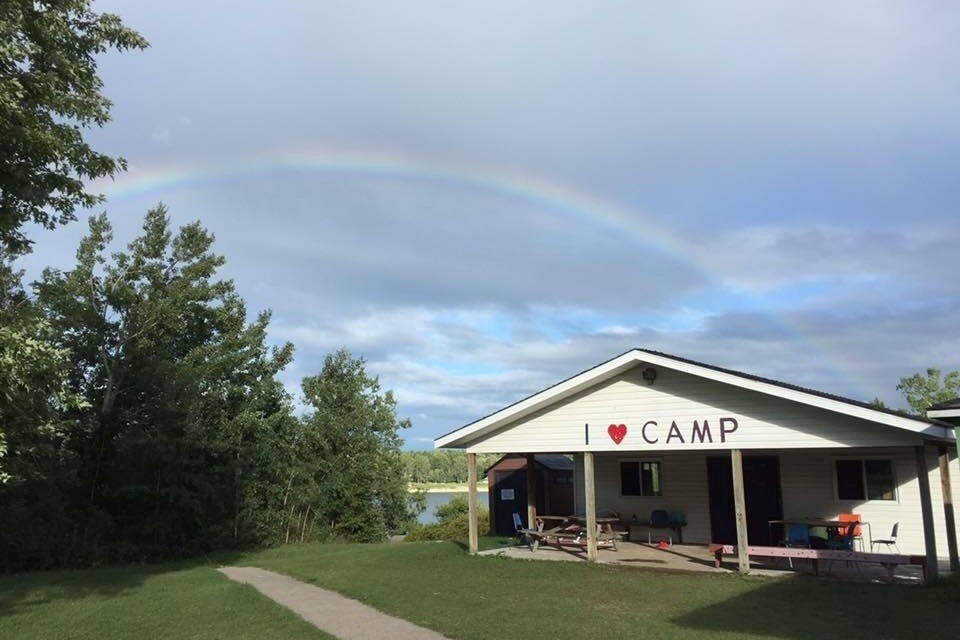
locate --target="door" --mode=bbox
[492,470,526,535]
[706,456,783,546]
[492,469,548,535]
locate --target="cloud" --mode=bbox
[18,1,959,449]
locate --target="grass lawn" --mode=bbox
[0,560,333,640]
[3,540,960,640]
[245,540,960,640]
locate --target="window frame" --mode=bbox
[618,458,664,497]
[832,457,898,503]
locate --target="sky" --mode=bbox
[18,1,960,448]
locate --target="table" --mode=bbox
[534,515,625,549]
[769,518,872,550]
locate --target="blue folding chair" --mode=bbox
[780,523,810,569]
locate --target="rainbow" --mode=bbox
[94,147,701,269]
[89,146,874,398]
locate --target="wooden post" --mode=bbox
[937,446,959,571]
[584,451,598,561]
[526,453,537,529]
[730,449,750,573]
[915,445,939,582]
[467,452,478,555]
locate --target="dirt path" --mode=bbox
[218,566,451,640]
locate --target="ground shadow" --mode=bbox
[672,572,960,640]
[0,549,246,617]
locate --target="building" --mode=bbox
[435,349,959,578]
[485,453,574,536]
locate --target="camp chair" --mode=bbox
[648,509,673,544]
[512,512,525,544]
[827,521,858,551]
[779,523,810,569]
[871,523,901,554]
[839,513,864,551]
[825,521,862,575]
[668,510,687,543]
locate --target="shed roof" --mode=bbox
[436,348,954,449]
[484,453,574,476]
[930,398,960,410]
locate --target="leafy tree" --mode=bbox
[897,368,960,415]
[297,350,414,542]
[0,0,148,256]
[0,206,295,567]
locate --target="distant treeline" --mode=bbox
[402,451,502,484]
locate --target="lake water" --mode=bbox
[417,491,489,524]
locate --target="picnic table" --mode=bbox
[521,515,625,552]
[769,518,872,549]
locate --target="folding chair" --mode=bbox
[648,509,673,544]
[871,523,901,554]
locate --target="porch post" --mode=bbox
[730,449,750,573]
[467,452,478,555]
[915,445,939,582]
[526,453,537,529]
[584,451,598,561]
[937,446,960,571]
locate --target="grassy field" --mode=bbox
[3,540,960,640]
[0,560,333,640]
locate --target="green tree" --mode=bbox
[298,350,414,542]
[897,368,960,415]
[0,0,147,256]
[1,206,295,567]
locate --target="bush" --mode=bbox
[434,495,469,523]
[405,508,489,542]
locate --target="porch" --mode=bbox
[479,540,934,584]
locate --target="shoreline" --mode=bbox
[408,483,489,494]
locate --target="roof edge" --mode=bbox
[435,348,952,448]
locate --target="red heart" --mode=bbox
[608,423,627,444]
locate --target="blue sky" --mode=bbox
[19,1,960,447]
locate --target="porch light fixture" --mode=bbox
[642,367,657,385]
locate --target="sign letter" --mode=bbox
[642,420,658,444]
[666,420,685,444]
[719,417,739,443]
[691,419,712,443]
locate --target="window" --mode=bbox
[620,460,662,496]
[835,459,896,501]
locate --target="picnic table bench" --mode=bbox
[707,543,927,582]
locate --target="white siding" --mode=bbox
[466,367,919,453]
[578,447,960,559]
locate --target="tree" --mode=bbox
[0,1,148,256]
[0,206,295,567]
[897,368,960,415]
[297,350,414,542]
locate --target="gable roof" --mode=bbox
[435,348,954,449]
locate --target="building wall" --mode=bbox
[578,446,960,559]
[466,367,919,454]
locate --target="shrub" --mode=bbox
[434,495,469,523]
[405,508,489,542]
